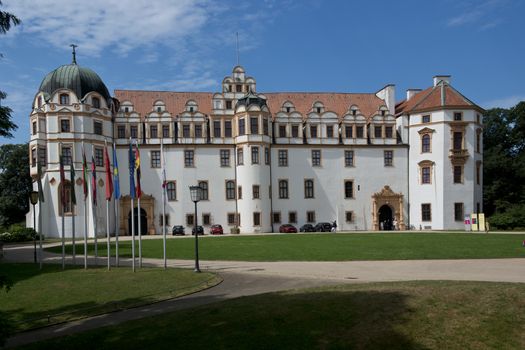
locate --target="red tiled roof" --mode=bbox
[114,90,386,120]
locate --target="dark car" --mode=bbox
[172,225,185,236]
[191,225,204,235]
[279,224,297,233]
[210,224,223,235]
[299,224,315,232]
[314,222,333,232]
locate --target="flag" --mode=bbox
[113,143,120,200]
[37,162,45,202]
[161,140,166,189]
[134,142,141,199]
[104,145,113,201]
[59,152,66,208]
[82,143,88,200]
[70,161,76,206]
[129,142,136,199]
[91,148,97,207]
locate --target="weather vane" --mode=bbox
[70,44,78,64]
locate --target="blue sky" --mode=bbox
[1,0,524,144]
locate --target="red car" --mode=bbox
[279,224,297,233]
[210,224,224,235]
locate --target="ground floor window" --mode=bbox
[202,213,211,225]
[421,204,431,221]
[272,212,281,224]
[307,211,316,223]
[289,211,297,223]
[186,214,194,226]
[454,203,464,221]
[253,212,261,226]
[345,211,354,223]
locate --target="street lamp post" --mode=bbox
[29,191,39,264]
[189,185,202,273]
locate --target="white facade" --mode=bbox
[27,64,483,236]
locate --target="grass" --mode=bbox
[19,281,525,350]
[48,232,525,261]
[0,263,221,331]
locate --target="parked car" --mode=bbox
[314,222,333,232]
[191,225,204,235]
[299,224,315,232]
[210,224,224,235]
[279,224,297,233]
[172,225,185,236]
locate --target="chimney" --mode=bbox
[375,84,395,115]
[406,89,422,101]
[433,75,451,87]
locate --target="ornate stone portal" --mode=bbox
[119,194,155,235]
[372,185,405,230]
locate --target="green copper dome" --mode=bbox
[38,63,111,104]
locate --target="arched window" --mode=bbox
[226,180,235,200]
[419,161,434,184]
[92,97,100,109]
[421,134,431,153]
[166,182,176,201]
[198,181,209,200]
[279,180,289,199]
[60,94,70,105]
[59,180,74,215]
[304,179,314,198]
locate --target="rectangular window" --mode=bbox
[183,125,191,138]
[195,124,202,138]
[421,204,431,221]
[422,114,431,123]
[250,117,258,134]
[151,151,161,168]
[38,147,47,167]
[225,121,232,137]
[228,213,236,225]
[304,179,314,198]
[251,146,259,164]
[454,165,462,184]
[356,126,364,138]
[220,149,230,167]
[60,119,71,133]
[384,150,393,166]
[239,118,245,135]
[385,126,393,138]
[150,125,158,138]
[476,163,481,185]
[344,150,354,167]
[31,148,36,167]
[94,121,103,135]
[186,214,194,226]
[252,185,260,199]
[265,147,270,165]
[61,146,72,166]
[279,180,288,199]
[184,150,194,167]
[374,126,382,138]
[476,132,481,153]
[263,118,269,135]
[310,125,318,138]
[279,125,287,137]
[237,186,242,199]
[454,203,464,222]
[159,214,170,227]
[454,112,462,121]
[166,181,176,201]
[117,125,126,138]
[226,180,236,200]
[237,148,244,165]
[95,147,103,166]
[289,211,297,223]
[32,121,37,135]
[312,150,321,166]
[422,166,431,184]
[291,125,299,137]
[344,180,354,199]
[130,125,138,139]
[278,150,288,167]
[453,132,463,150]
[163,124,170,138]
[346,211,354,222]
[214,120,221,137]
[272,212,281,224]
[202,213,211,226]
[327,125,333,138]
[198,181,208,200]
[226,100,232,110]
[253,212,261,226]
[345,125,353,138]
[307,211,316,223]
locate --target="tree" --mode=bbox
[0,0,20,138]
[0,144,32,228]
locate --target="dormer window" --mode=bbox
[282,101,295,113]
[185,100,198,112]
[92,97,100,109]
[454,112,463,121]
[381,110,386,116]
[157,107,162,113]
[37,96,42,108]
[316,107,322,113]
[352,109,357,116]
[236,85,242,92]
[60,94,69,105]
[313,102,324,114]
[124,107,129,113]
[286,107,291,113]
[189,107,194,112]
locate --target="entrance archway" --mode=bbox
[378,205,393,230]
[128,208,148,235]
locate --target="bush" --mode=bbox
[0,225,36,242]
[489,204,525,230]
[0,232,12,242]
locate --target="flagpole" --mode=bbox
[71,160,76,266]
[59,144,65,270]
[92,144,98,266]
[72,206,76,265]
[115,200,119,267]
[162,139,167,269]
[82,142,88,269]
[129,139,136,272]
[38,199,43,270]
[105,140,111,271]
[135,140,142,268]
[131,197,135,272]
[113,142,120,268]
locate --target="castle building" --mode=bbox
[28,58,484,237]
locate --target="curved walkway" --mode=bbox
[3,241,525,348]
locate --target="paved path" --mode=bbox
[3,240,525,348]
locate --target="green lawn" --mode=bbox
[0,263,220,331]
[49,232,525,261]
[20,281,525,350]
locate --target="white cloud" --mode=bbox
[446,0,508,29]
[3,0,212,56]
[482,95,525,109]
